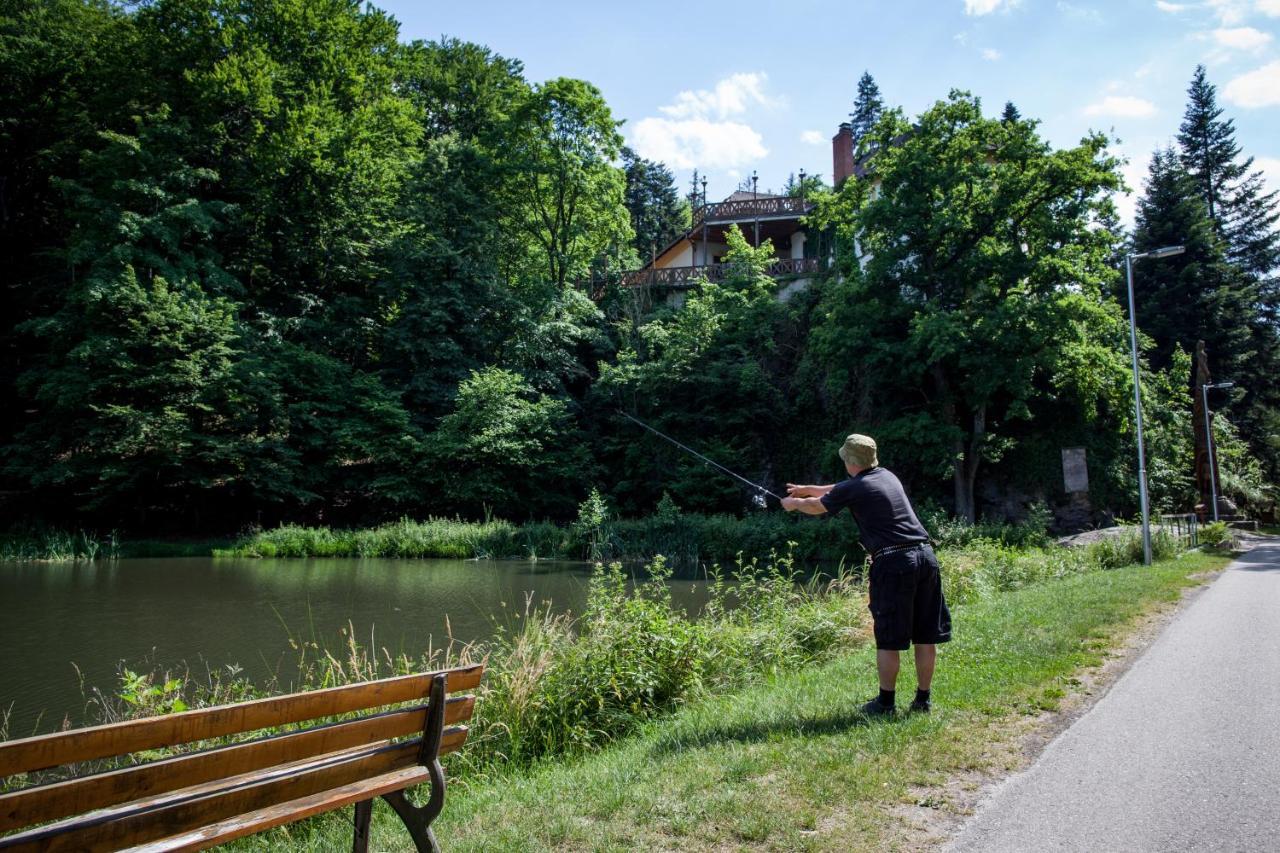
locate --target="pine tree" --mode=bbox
[1130,147,1256,378]
[849,71,884,147]
[622,147,688,256]
[1177,65,1280,276]
[1001,101,1021,124]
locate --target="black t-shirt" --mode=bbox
[819,466,930,553]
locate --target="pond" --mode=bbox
[0,557,716,739]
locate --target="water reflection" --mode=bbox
[0,557,713,738]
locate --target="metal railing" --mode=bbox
[1158,513,1199,548]
[617,257,822,289]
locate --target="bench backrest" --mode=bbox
[0,663,483,851]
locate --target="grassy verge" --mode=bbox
[232,548,1226,852]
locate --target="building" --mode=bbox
[613,123,883,300]
[620,190,820,296]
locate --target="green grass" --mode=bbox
[225,548,1226,852]
[215,505,1057,566]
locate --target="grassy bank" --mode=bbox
[216,504,1054,566]
[243,547,1225,852]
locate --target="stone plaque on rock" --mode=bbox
[1062,447,1088,494]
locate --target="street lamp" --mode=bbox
[752,170,760,246]
[1125,244,1185,565]
[700,175,708,268]
[1201,381,1234,522]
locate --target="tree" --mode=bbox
[426,367,590,518]
[1001,101,1021,124]
[5,111,243,519]
[809,92,1131,522]
[505,77,632,294]
[0,0,141,486]
[1130,147,1257,380]
[598,227,799,513]
[380,38,529,425]
[848,71,884,149]
[622,146,688,258]
[1177,65,1280,277]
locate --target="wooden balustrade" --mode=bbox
[616,257,821,290]
[690,196,813,228]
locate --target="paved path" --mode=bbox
[950,543,1280,853]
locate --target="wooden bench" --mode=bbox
[0,663,483,851]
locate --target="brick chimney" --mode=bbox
[832,124,855,187]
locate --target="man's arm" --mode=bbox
[786,483,835,498]
[781,496,829,515]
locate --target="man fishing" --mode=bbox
[781,434,951,716]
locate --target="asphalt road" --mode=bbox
[949,542,1280,853]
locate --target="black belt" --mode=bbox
[871,541,929,562]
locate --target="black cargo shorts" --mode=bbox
[868,543,952,651]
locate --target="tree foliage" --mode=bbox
[2,6,1275,530]
[810,92,1131,521]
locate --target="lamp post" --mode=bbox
[798,168,806,204]
[1201,381,1234,522]
[700,175,708,268]
[1125,245,1185,565]
[752,170,760,247]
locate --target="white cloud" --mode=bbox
[1212,26,1273,51]
[1255,157,1280,197]
[1083,95,1159,118]
[982,47,1003,60]
[1057,1,1104,21]
[1224,60,1280,106]
[800,130,825,146]
[1116,152,1153,226]
[631,117,767,171]
[1206,0,1250,24]
[658,72,780,121]
[964,0,1020,14]
[1155,1,1189,11]
[632,72,777,171]
[954,31,971,45]
[1259,0,1280,16]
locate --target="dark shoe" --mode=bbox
[908,699,931,714]
[860,697,896,717]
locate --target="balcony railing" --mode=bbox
[618,257,822,289]
[691,196,814,228]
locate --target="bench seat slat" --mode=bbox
[0,728,468,852]
[0,695,476,833]
[125,765,433,853]
[0,664,482,778]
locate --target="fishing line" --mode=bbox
[616,409,782,503]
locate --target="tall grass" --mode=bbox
[217,502,1064,567]
[0,526,120,561]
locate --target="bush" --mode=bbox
[1199,521,1232,549]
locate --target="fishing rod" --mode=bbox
[616,409,782,504]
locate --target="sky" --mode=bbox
[381,0,1280,225]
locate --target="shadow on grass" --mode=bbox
[649,708,885,757]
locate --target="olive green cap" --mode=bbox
[838,434,878,468]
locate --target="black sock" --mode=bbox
[878,688,896,708]
[915,688,931,705]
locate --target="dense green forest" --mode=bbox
[1,0,1276,533]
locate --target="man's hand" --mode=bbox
[781,496,800,512]
[787,483,818,498]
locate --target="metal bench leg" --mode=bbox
[381,673,448,853]
[352,798,373,853]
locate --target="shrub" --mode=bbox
[1199,521,1232,549]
